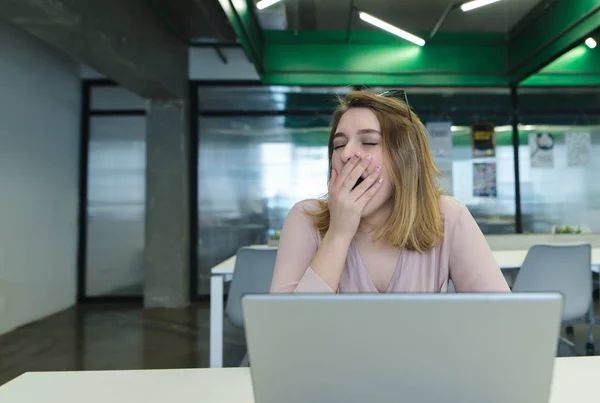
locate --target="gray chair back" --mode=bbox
[225,247,278,328]
[512,244,592,321]
[447,280,455,293]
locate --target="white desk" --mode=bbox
[493,249,600,271]
[1,357,599,403]
[209,246,600,368]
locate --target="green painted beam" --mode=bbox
[522,73,600,86]
[261,33,508,86]
[508,0,600,83]
[520,34,600,87]
[217,0,264,70]
[262,72,508,87]
[521,37,600,86]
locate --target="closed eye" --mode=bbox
[333,143,377,150]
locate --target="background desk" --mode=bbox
[209,246,600,368]
[0,357,598,403]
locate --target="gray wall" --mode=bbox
[0,20,80,334]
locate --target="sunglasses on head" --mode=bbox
[377,89,413,122]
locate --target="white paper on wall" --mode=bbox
[528,133,555,168]
[426,121,453,159]
[566,132,591,167]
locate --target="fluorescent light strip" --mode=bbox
[256,0,280,10]
[359,12,425,46]
[451,125,511,132]
[585,38,597,49]
[460,0,502,12]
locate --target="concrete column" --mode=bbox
[145,98,191,308]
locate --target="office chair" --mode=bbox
[224,247,278,366]
[511,243,594,355]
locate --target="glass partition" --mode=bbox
[403,88,516,234]
[440,119,516,234]
[198,85,350,112]
[517,88,600,234]
[196,85,518,294]
[517,119,600,233]
[196,114,331,295]
[86,116,146,296]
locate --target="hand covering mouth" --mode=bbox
[352,176,365,190]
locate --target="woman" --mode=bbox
[270,90,510,294]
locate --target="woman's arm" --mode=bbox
[271,156,383,293]
[270,201,349,293]
[449,204,511,292]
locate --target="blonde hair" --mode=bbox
[306,90,444,252]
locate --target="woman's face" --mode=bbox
[331,107,394,217]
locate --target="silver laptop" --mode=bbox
[242,293,563,403]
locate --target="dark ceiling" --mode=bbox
[150,0,557,46]
[152,0,237,43]
[255,0,552,36]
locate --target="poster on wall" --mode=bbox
[473,162,497,198]
[471,122,496,158]
[426,121,453,159]
[528,133,555,168]
[566,132,591,167]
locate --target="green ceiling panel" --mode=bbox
[262,72,508,87]
[522,73,600,86]
[219,0,600,87]
[508,0,600,83]
[521,40,600,86]
[262,39,507,86]
[264,42,504,74]
[541,42,600,71]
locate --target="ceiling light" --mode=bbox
[585,37,597,49]
[359,11,425,46]
[256,0,280,10]
[460,0,502,12]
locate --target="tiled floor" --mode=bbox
[0,302,598,387]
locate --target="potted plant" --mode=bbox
[268,231,280,247]
[553,225,583,235]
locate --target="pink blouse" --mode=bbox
[270,195,510,294]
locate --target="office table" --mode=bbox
[0,357,599,403]
[209,246,600,368]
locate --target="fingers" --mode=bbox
[356,176,384,204]
[350,164,382,201]
[328,169,337,193]
[335,152,361,191]
[341,154,373,192]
